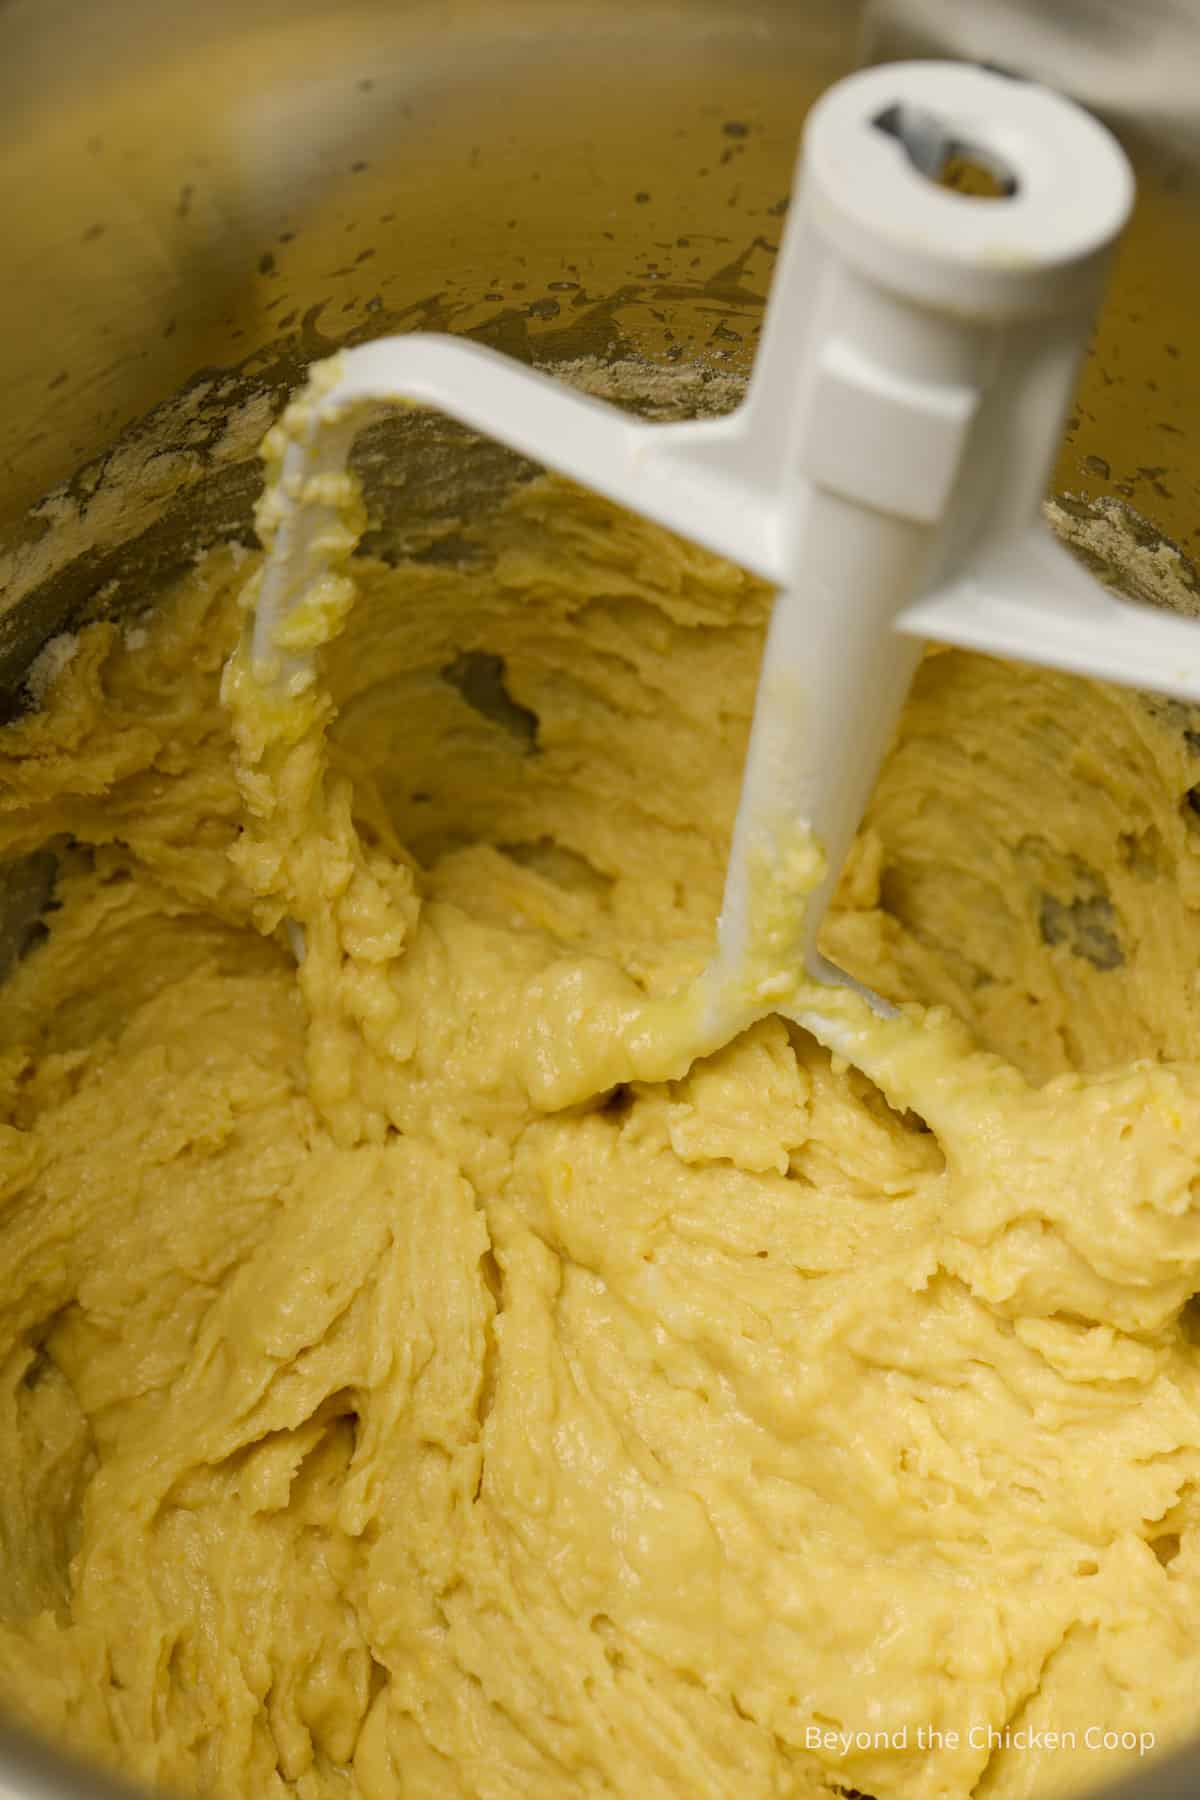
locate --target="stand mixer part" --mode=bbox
[243,61,1200,1101]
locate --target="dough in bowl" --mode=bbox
[2,467,1200,1800]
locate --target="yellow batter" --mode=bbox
[2,408,1200,1800]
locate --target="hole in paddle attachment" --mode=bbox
[872,102,1019,200]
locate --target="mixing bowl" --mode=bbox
[3,1,1200,1795]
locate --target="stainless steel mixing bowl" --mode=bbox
[2,1,1200,1794]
